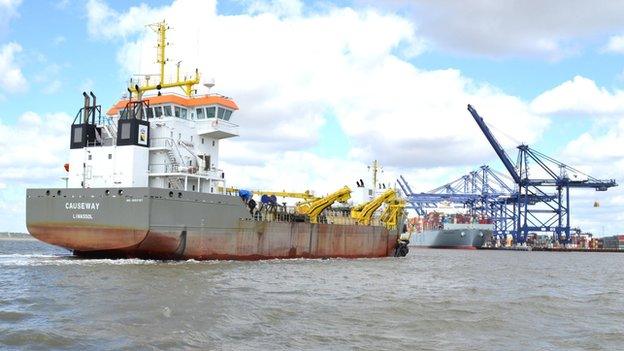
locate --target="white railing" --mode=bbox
[148,163,224,178]
[196,118,239,135]
[151,137,186,163]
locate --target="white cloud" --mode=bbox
[246,0,304,17]
[363,0,624,59]
[527,76,624,236]
[33,62,63,95]
[53,35,66,45]
[604,34,624,54]
[563,121,624,165]
[86,0,166,40]
[0,0,21,36]
[0,111,71,174]
[55,0,70,10]
[42,80,62,95]
[531,76,624,116]
[0,42,27,93]
[559,124,624,236]
[0,111,72,232]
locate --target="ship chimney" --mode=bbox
[89,92,96,124]
[135,84,141,119]
[82,92,90,124]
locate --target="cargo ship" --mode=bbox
[25,21,409,260]
[407,213,492,249]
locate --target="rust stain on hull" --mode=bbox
[27,223,149,252]
[34,221,400,260]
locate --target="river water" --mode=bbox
[1,239,622,350]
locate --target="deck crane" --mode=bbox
[467,104,618,243]
[351,188,397,225]
[379,198,407,230]
[295,186,352,224]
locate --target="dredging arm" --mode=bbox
[379,198,406,230]
[351,188,397,225]
[296,186,352,224]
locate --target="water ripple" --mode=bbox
[0,240,623,350]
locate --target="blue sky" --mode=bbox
[2,0,624,234]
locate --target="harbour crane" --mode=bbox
[467,104,617,243]
[296,186,352,224]
[398,165,516,237]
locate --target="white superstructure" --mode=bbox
[67,92,239,194]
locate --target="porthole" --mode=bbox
[118,189,124,196]
[56,190,61,196]
[169,191,174,198]
[45,190,50,196]
[105,190,110,196]
[178,192,182,198]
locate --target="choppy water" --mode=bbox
[1,240,623,351]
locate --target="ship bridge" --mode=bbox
[106,93,239,139]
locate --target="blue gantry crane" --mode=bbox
[467,104,617,243]
[398,165,516,236]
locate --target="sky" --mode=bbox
[1,0,624,235]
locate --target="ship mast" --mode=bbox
[368,160,382,191]
[128,20,200,100]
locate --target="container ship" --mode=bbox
[407,212,492,249]
[25,21,410,260]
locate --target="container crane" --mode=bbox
[467,104,617,243]
[398,165,515,237]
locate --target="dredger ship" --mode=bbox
[25,21,409,260]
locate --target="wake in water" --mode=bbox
[0,253,234,267]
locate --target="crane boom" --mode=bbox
[467,104,521,184]
[252,190,317,200]
[351,189,397,225]
[296,186,352,224]
[221,187,317,200]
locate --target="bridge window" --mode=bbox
[206,106,215,118]
[196,108,204,119]
[174,106,181,118]
[164,105,172,117]
[181,108,188,119]
[154,106,163,117]
[217,107,225,119]
[223,109,232,121]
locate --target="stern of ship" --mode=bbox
[26,188,151,255]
